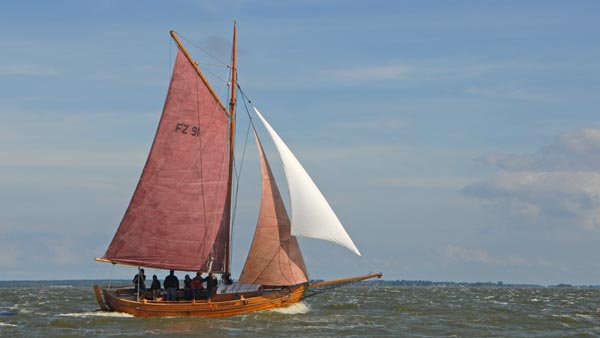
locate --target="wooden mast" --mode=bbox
[224,21,237,274]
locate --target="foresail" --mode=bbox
[102,49,230,271]
[253,107,361,256]
[238,132,308,286]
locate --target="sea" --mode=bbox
[1,280,599,337]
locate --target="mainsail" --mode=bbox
[253,107,361,256]
[102,49,231,271]
[238,132,308,286]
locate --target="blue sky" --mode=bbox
[1,1,600,285]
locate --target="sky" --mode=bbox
[1,1,600,285]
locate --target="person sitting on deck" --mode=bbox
[183,274,193,300]
[204,272,218,300]
[150,275,161,300]
[163,270,179,301]
[133,269,146,292]
[191,272,204,300]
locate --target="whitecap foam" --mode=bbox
[59,311,134,318]
[268,301,310,315]
[575,314,595,322]
[0,322,17,327]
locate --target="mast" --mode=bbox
[224,21,237,273]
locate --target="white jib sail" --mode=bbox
[253,106,361,256]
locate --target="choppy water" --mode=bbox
[1,281,599,337]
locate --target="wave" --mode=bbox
[48,285,74,289]
[58,311,134,318]
[0,322,17,327]
[575,314,597,322]
[268,302,310,315]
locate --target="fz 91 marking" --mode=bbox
[175,123,199,137]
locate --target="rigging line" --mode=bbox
[237,84,258,125]
[230,82,254,242]
[229,89,262,276]
[177,31,229,67]
[230,118,251,230]
[200,62,230,68]
[231,82,258,217]
[201,66,230,86]
[229,82,258,245]
[233,82,254,183]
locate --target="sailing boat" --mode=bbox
[93,25,381,317]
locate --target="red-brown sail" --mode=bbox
[238,133,308,286]
[102,49,230,272]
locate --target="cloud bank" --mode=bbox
[463,128,600,230]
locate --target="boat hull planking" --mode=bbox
[95,284,306,317]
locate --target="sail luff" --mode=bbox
[253,107,361,256]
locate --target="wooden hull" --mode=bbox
[94,284,306,317]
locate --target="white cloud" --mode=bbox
[466,82,564,103]
[335,118,409,130]
[441,244,525,266]
[0,230,112,279]
[322,64,411,84]
[0,149,144,169]
[479,129,600,171]
[465,171,600,229]
[372,176,473,190]
[465,128,600,230]
[0,64,61,77]
[248,62,413,89]
[0,244,19,268]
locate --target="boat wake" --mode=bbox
[268,301,310,315]
[59,311,134,318]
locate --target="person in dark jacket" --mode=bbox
[183,274,193,300]
[204,272,218,300]
[133,269,146,292]
[164,270,179,301]
[191,272,204,300]
[150,275,161,300]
